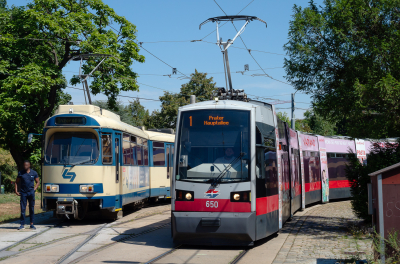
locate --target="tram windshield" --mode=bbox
[176,110,250,183]
[45,132,99,165]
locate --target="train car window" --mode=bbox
[45,132,99,165]
[130,142,137,165]
[102,134,112,164]
[123,134,130,141]
[176,110,250,183]
[130,136,136,143]
[153,142,166,166]
[136,143,143,166]
[123,140,131,165]
[265,148,278,196]
[256,127,262,145]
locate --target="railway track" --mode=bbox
[142,245,249,264]
[0,204,171,263]
[68,222,171,264]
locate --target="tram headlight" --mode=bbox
[231,191,251,202]
[185,193,192,200]
[45,184,59,193]
[176,190,194,201]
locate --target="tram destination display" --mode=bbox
[55,116,86,125]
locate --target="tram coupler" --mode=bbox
[56,198,77,217]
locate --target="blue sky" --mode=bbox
[11,0,323,119]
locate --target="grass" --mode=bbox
[0,192,45,224]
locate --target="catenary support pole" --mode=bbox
[291,93,295,129]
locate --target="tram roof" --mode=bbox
[178,99,272,111]
[145,131,175,143]
[46,105,146,139]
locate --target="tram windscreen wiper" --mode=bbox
[211,152,245,186]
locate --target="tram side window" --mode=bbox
[102,134,112,164]
[136,138,143,166]
[153,142,165,166]
[130,136,137,166]
[265,148,278,196]
[123,134,131,165]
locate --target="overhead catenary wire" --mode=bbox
[139,45,190,78]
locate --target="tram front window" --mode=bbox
[45,132,99,165]
[176,110,250,183]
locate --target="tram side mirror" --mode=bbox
[27,133,33,144]
[210,166,214,172]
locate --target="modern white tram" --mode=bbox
[42,105,174,219]
[171,97,375,246]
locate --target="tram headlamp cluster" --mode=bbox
[230,191,250,202]
[176,190,194,201]
[80,185,94,193]
[44,184,59,193]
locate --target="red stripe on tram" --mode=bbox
[256,194,279,216]
[329,180,352,189]
[175,199,251,212]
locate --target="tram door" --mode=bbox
[115,134,122,210]
[166,143,174,180]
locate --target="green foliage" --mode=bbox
[372,230,400,263]
[0,0,143,169]
[346,141,400,221]
[0,148,17,193]
[303,110,337,136]
[277,112,312,133]
[277,110,336,135]
[146,70,217,129]
[284,0,400,139]
[93,99,150,127]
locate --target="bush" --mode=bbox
[0,148,18,193]
[346,141,400,222]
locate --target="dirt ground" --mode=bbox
[0,193,44,223]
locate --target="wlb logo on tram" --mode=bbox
[62,169,76,182]
[205,189,220,199]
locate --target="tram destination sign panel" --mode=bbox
[55,116,86,125]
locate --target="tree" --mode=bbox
[93,99,149,127]
[303,110,337,136]
[0,0,144,169]
[284,0,400,139]
[346,141,400,222]
[146,70,217,129]
[277,111,312,133]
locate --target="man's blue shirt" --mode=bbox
[17,169,38,193]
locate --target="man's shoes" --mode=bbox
[17,225,25,230]
[29,225,36,230]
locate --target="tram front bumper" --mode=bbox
[172,211,256,246]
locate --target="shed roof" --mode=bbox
[369,162,400,177]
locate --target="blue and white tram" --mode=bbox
[42,105,174,219]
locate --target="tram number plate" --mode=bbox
[205,201,218,208]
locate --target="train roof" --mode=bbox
[46,105,166,140]
[145,130,175,143]
[178,99,273,111]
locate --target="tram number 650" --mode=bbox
[206,201,218,208]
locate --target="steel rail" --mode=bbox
[144,244,182,264]
[56,223,107,264]
[68,222,171,264]
[231,249,249,264]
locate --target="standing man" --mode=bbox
[15,160,39,230]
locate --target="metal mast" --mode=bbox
[70,54,114,105]
[199,15,267,100]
